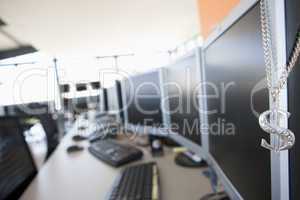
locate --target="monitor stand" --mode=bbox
[175,152,207,168]
[201,168,230,200]
[200,191,230,200]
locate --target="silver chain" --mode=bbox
[260,0,300,101]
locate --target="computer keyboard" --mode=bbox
[108,162,160,200]
[88,139,143,167]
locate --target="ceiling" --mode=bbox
[0,0,200,57]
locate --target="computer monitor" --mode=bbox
[106,81,125,123]
[90,81,101,90]
[124,71,163,127]
[3,102,60,160]
[5,102,51,117]
[60,84,70,93]
[0,117,37,200]
[63,98,73,112]
[89,95,100,109]
[99,88,108,112]
[164,52,201,145]
[76,83,87,91]
[73,97,89,113]
[116,81,125,124]
[204,3,270,199]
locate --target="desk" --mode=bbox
[21,118,212,200]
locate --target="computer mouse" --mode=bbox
[72,134,87,142]
[67,145,84,154]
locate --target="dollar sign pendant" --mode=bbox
[259,109,295,152]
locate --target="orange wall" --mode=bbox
[198,0,240,39]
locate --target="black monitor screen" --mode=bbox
[204,4,270,199]
[100,89,108,112]
[116,81,124,123]
[5,102,50,117]
[63,98,72,111]
[106,82,125,123]
[60,84,70,93]
[124,71,163,126]
[165,53,201,145]
[76,83,87,91]
[0,117,37,200]
[89,95,100,105]
[73,97,88,111]
[90,81,100,89]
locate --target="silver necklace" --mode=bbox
[259,0,300,152]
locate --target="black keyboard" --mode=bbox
[108,162,160,200]
[88,139,143,167]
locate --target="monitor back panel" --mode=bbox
[124,71,163,126]
[204,4,271,199]
[165,54,201,145]
[107,86,119,112]
[286,0,300,199]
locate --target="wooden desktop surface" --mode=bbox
[21,118,211,200]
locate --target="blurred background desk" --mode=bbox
[21,116,211,200]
